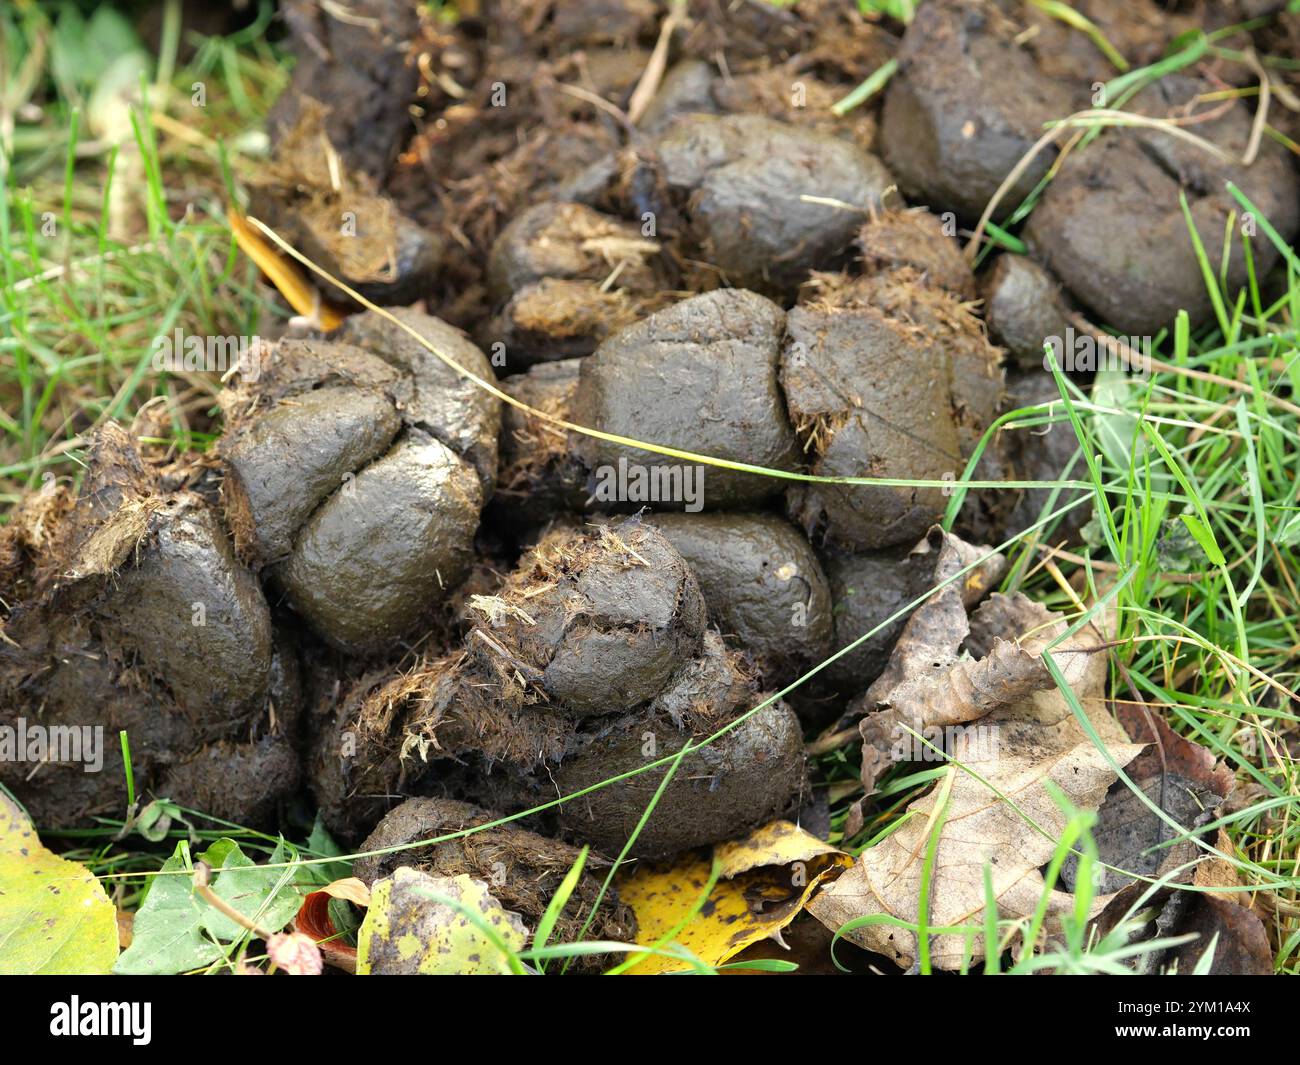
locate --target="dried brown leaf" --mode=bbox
[811,559,1142,968]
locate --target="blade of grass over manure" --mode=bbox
[559,740,697,973]
[1029,0,1129,73]
[1179,191,1232,339]
[941,399,1086,531]
[964,106,1234,262]
[532,846,588,974]
[831,57,898,118]
[246,217,1074,495]
[915,768,955,974]
[966,32,1210,265]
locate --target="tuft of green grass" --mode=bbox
[0,2,288,506]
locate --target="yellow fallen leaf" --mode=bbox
[0,794,119,974]
[227,207,345,331]
[356,869,527,975]
[715,819,846,879]
[617,821,850,975]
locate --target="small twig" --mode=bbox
[12,241,157,293]
[627,0,687,126]
[1125,634,1299,705]
[1068,312,1300,420]
[1256,893,1300,919]
[193,861,273,940]
[798,194,874,213]
[150,111,216,151]
[1241,47,1271,167]
[807,726,862,756]
[1035,540,1241,586]
[557,83,633,131]
[1042,557,1083,610]
[320,0,380,29]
